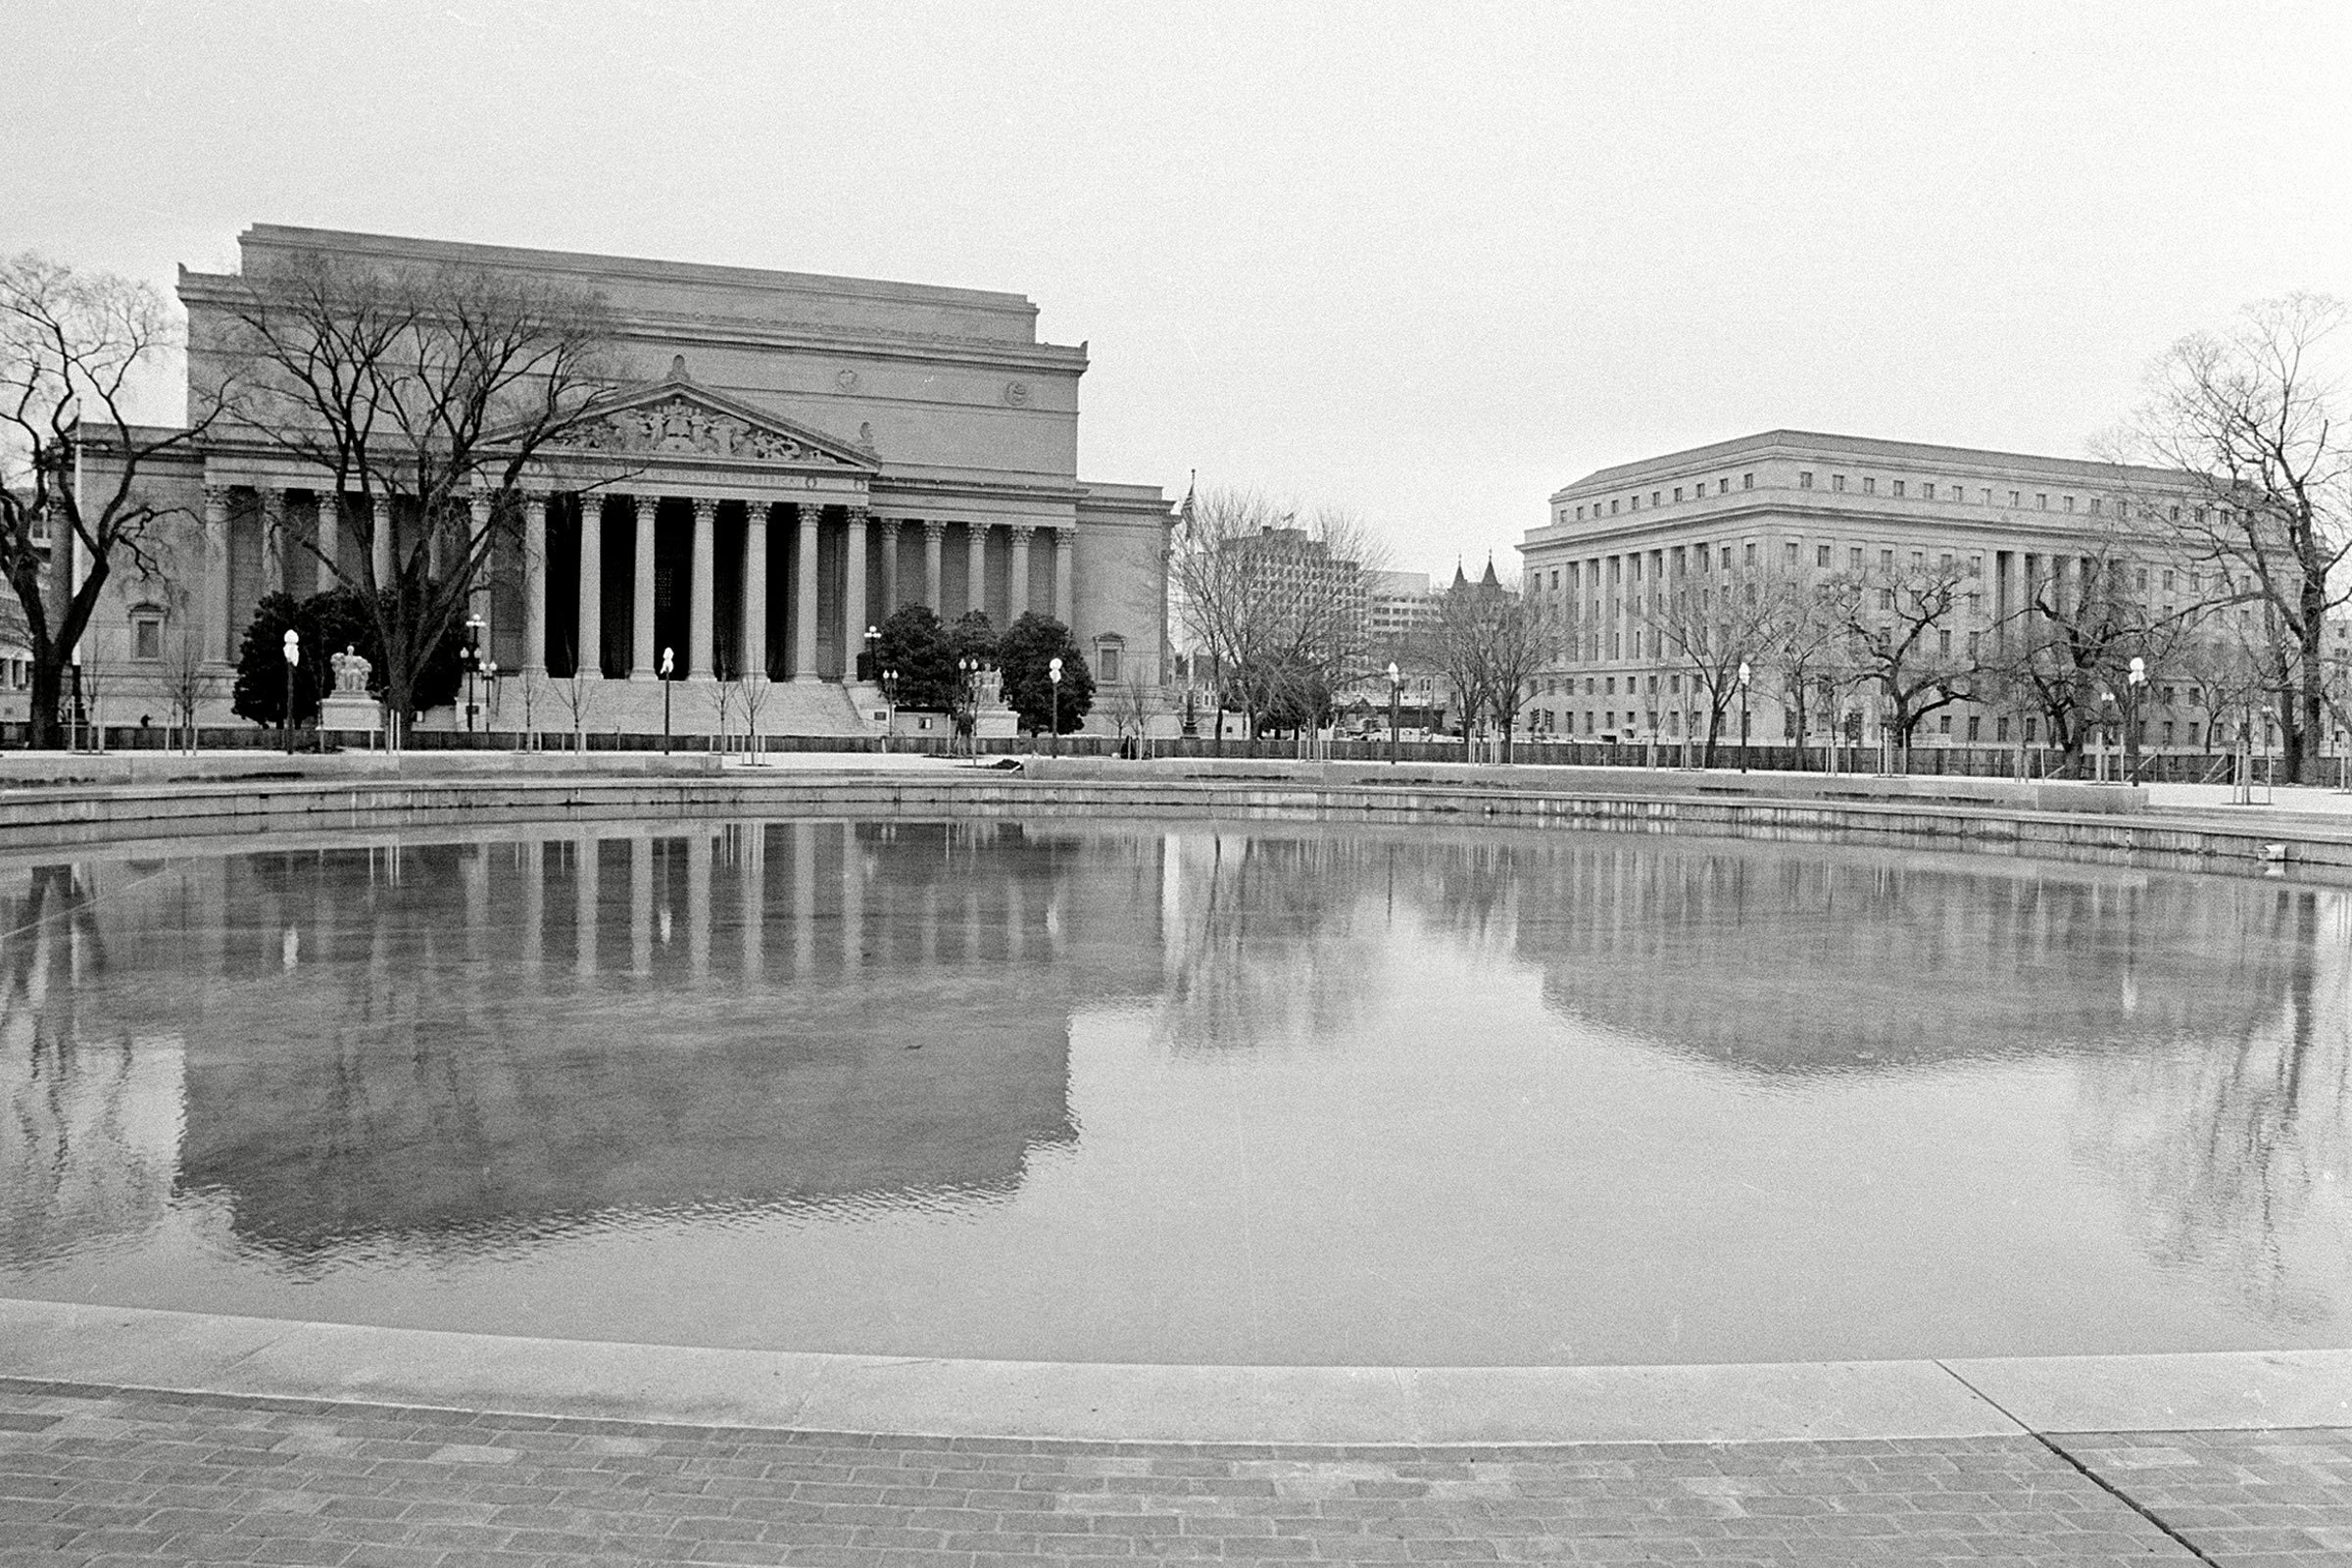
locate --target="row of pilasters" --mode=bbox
[194,484,1077,685]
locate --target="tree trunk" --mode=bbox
[26,653,64,750]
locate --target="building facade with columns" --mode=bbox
[64,225,1172,735]
[1516,430,2218,750]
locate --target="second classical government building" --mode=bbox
[80,225,1173,735]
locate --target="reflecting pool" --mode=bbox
[3,818,2347,1366]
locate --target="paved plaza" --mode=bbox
[4,1378,2350,1568]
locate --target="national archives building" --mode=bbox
[67,225,1173,736]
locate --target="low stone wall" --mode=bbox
[0,766,2337,882]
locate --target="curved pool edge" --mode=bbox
[3,764,2349,882]
[4,1298,2345,1447]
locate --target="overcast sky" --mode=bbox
[10,0,2349,579]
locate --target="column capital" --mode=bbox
[846,504,871,526]
[520,490,548,516]
[691,496,719,523]
[468,490,494,520]
[1008,523,1036,543]
[744,498,770,523]
[202,483,231,514]
[923,518,948,542]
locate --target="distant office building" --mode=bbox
[1515,430,2212,749]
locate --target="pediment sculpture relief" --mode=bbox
[553,396,851,464]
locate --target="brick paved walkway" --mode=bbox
[3,1379,2347,1567]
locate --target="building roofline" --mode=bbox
[1549,429,2190,501]
[230,225,1042,318]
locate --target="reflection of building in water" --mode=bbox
[0,822,1165,1258]
[1497,836,2318,1070]
[0,865,187,1262]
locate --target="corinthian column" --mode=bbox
[521,491,548,678]
[843,506,868,681]
[467,491,495,648]
[922,519,945,610]
[202,484,231,662]
[575,494,603,678]
[794,501,821,681]
[1054,525,1075,626]
[688,497,716,680]
[315,489,340,587]
[876,516,899,618]
[630,494,657,679]
[965,521,988,622]
[1008,525,1034,619]
[743,501,769,681]
[370,496,393,590]
[263,490,289,596]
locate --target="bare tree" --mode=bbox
[1165,486,1386,750]
[1644,560,1785,764]
[701,676,740,754]
[2123,293,2350,781]
[1479,585,1563,763]
[150,621,219,754]
[1104,676,1160,757]
[202,251,617,745]
[1822,560,1975,755]
[2,254,220,748]
[1760,575,1846,757]
[551,662,601,754]
[1978,541,2197,775]
[740,668,772,762]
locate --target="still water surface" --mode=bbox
[3,817,2347,1366]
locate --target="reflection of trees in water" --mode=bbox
[0,863,185,1264]
[2070,887,2352,1326]
[1153,831,1401,1054]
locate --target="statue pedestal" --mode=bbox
[319,695,381,736]
[975,705,1018,740]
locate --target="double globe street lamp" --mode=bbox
[1736,660,1752,772]
[1387,660,1402,765]
[660,645,675,753]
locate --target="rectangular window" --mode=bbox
[2025,717,2038,743]
[1575,506,1585,521]
[1817,544,1832,567]
[2063,495,2075,512]
[1967,631,1980,659]
[1996,716,2009,742]
[1937,629,1952,655]
[2162,569,2175,591]
[1743,542,1757,567]
[1969,555,1983,577]
[1832,473,1847,492]
[1938,714,1952,735]
[1849,547,1863,571]
[1892,479,1905,498]
[1650,491,1661,507]
[1785,542,1799,565]
[1673,487,1684,503]
[1879,587,1894,610]
[131,615,163,662]
[1921,483,1935,500]
[1983,488,1994,506]
[1742,472,1754,489]
[1611,499,1620,514]
[1630,495,1639,512]
[2134,568,2148,591]
[1798,471,1814,489]
[1099,647,1121,683]
[1912,551,1926,570]
[1719,478,1730,494]
[1720,546,1732,569]
[1967,593,1981,614]
[1862,476,1877,495]
[1967,714,1981,742]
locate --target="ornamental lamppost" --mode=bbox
[281,628,301,756]
[483,660,500,737]
[2124,655,2147,780]
[862,623,879,684]
[463,613,485,734]
[881,666,898,755]
[1387,660,1402,764]
[1048,656,1063,760]
[1736,660,1751,772]
[660,645,675,753]
[956,654,980,756]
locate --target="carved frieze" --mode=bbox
[551,395,857,466]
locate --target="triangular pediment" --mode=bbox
[534,366,878,470]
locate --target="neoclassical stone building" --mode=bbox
[70,226,1173,734]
